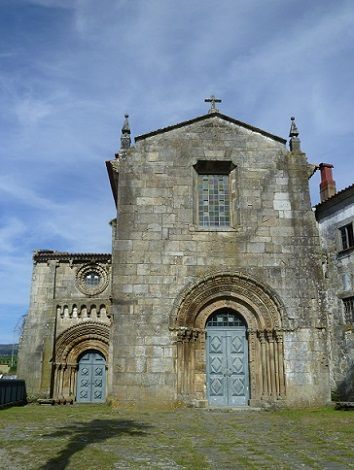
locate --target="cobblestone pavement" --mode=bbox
[0,405,353,469]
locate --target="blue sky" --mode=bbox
[1,0,354,344]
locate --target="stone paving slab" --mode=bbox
[0,405,353,469]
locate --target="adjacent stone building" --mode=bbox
[315,174,354,401]
[19,100,349,407]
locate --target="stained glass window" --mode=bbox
[198,174,230,227]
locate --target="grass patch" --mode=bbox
[0,405,353,469]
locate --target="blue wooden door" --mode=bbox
[206,311,249,406]
[77,350,106,403]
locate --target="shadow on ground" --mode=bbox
[40,418,152,469]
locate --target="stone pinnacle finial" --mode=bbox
[289,116,299,138]
[204,95,222,114]
[289,116,301,152]
[120,114,131,150]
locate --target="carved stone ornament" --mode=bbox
[76,263,109,296]
[53,322,110,401]
[110,159,120,173]
[55,321,110,364]
[170,327,204,343]
[171,271,288,403]
[171,270,286,330]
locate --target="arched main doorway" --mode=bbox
[172,272,287,407]
[77,350,106,403]
[206,309,249,406]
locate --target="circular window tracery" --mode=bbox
[84,272,101,287]
[76,264,108,296]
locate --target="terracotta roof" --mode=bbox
[315,183,354,218]
[134,112,287,144]
[33,250,111,263]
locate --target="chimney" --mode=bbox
[319,163,336,202]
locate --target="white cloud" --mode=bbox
[0,218,26,253]
[0,0,353,342]
[0,175,57,210]
[24,0,75,9]
[14,97,54,126]
[0,286,29,343]
[0,175,112,251]
[0,254,32,310]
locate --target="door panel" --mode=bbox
[206,328,248,406]
[228,331,248,406]
[92,365,105,402]
[207,330,227,405]
[77,351,106,403]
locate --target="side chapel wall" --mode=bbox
[17,253,111,399]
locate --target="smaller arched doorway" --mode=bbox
[206,309,249,406]
[76,350,106,403]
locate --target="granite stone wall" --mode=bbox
[17,252,111,398]
[18,113,334,407]
[108,115,330,406]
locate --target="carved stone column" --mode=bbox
[61,364,69,399]
[68,364,77,398]
[273,332,280,398]
[275,330,286,398]
[53,364,59,398]
[55,364,64,399]
[173,327,202,402]
[266,330,276,397]
[257,331,268,397]
[176,329,186,399]
[248,329,258,400]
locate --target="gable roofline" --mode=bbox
[106,160,118,207]
[134,112,287,144]
[315,183,354,219]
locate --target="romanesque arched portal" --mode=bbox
[53,322,109,402]
[171,271,287,407]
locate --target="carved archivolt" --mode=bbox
[172,270,285,330]
[55,322,110,364]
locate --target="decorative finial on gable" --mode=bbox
[204,95,222,114]
[289,116,301,151]
[120,114,131,150]
[289,116,299,137]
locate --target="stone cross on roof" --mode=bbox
[204,95,221,114]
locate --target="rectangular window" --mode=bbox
[198,174,230,227]
[343,297,354,323]
[339,223,354,251]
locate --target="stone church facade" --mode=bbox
[18,101,349,407]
